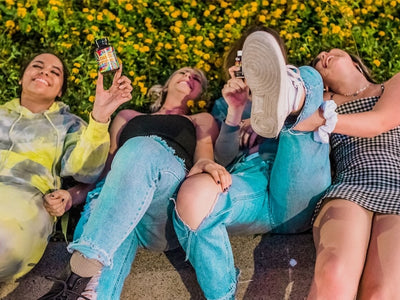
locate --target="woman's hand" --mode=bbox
[239,118,263,150]
[91,64,133,123]
[43,189,72,217]
[187,158,232,192]
[293,108,325,132]
[222,66,250,126]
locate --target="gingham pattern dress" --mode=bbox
[317,91,400,215]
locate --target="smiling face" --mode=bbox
[311,49,360,89]
[20,53,65,105]
[167,67,206,100]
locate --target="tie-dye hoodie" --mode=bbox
[0,98,110,194]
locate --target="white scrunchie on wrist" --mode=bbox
[313,100,338,144]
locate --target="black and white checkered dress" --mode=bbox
[316,93,400,215]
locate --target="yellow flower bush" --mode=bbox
[1,0,400,120]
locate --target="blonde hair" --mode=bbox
[148,67,208,112]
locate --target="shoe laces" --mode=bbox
[286,65,305,112]
[44,276,91,300]
[80,272,100,300]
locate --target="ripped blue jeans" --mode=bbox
[173,66,331,300]
[68,136,185,299]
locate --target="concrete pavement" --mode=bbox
[1,232,315,300]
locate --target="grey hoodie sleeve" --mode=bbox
[214,122,240,167]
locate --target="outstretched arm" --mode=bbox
[295,73,400,138]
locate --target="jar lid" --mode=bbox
[95,38,109,48]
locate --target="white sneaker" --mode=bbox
[242,31,305,138]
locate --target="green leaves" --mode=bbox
[1,0,400,118]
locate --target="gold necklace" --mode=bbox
[343,83,371,97]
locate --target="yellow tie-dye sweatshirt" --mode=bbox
[0,98,110,194]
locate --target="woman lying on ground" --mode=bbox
[172,27,332,300]
[296,49,400,300]
[39,67,230,300]
[0,52,131,284]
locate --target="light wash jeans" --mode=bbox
[173,66,331,300]
[68,136,186,299]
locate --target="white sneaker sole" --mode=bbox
[242,31,288,138]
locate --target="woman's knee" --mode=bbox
[175,174,222,230]
[0,221,48,281]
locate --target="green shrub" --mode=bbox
[1,0,400,120]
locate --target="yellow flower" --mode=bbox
[36,8,45,19]
[72,68,79,74]
[74,78,81,84]
[125,3,133,11]
[73,62,81,68]
[171,10,181,18]
[198,100,207,108]
[61,42,72,49]
[204,10,210,17]
[180,44,188,50]
[378,31,385,36]
[87,15,94,21]
[373,59,381,67]
[5,20,15,29]
[165,43,172,49]
[182,11,189,18]
[259,15,266,22]
[17,7,27,18]
[139,45,150,52]
[89,95,95,103]
[87,34,95,42]
[187,100,194,108]
[178,35,185,44]
[6,0,15,5]
[144,38,153,44]
[188,18,197,26]
[82,8,89,12]
[331,24,341,34]
[204,40,214,47]
[232,10,240,18]
[89,72,97,79]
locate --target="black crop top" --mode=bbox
[118,114,197,169]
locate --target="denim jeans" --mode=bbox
[173,66,331,300]
[69,136,186,299]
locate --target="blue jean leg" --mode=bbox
[269,65,331,233]
[174,154,272,300]
[70,136,186,299]
[173,66,330,300]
